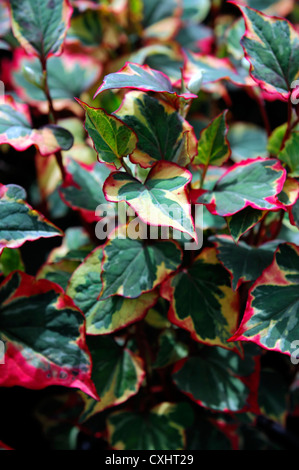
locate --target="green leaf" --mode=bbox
[227,207,265,242]
[0,271,97,398]
[0,248,25,276]
[182,0,211,23]
[211,235,278,290]
[66,247,158,334]
[37,259,80,290]
[104,161,196,240]
[114,91,197,168]
[236,3,299,100]
[153,330,189,369]
[183,49,250,92]
[12,51,102,105]
[0,184,62,255]
[267,123,287,155]
[78,100,138,169]
[0,98,73,155]
[195,111,231,166]
[230,243,299,355]
[10,0,73,60]
[194,158,286,217]
[173,345,259,412]
[278,133,299,177]
[161,247,240,351]
[79,337,144,422]
[59,160,113,214]
[107,402,193,450]
[100,234,182,299]
[226,18,246,60]
[258,369,289,424]
[94,62,196,101]
[228,123,268,162]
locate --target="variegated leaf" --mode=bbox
[103,161,196,241]
[66,247,158,334]
[230,243,299,355]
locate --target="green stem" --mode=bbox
[200,164,208,189]
[40,58,66,182]
[280,100,293,151]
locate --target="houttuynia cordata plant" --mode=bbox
[0,0,299,451]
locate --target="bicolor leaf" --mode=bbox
[12,50,102,106]
[100,233,182,299]
[160,247,240,351]
[183,50,252,91]
[10,0,73,60]
[278,133,299,177]
[228,123,268,162]
[103,161,196,241]
[258,369,289,424]
[66,247,158,334]
[78,100,138,169]
[211,235,278,290]
[195,111,231,166]
[227,207,266,242]
[234,3,299,100]
[193,158,286,217]
[94,62,196,100]
[230,243,299,355]
[153,330,188,369]
[107,402,193,450]
[0,184,62,255]
[37,259,80,290]
[0,248,25,276]
[0,271,97,398]
[114,91,197,168]
[173,345,260,413]
[59,160,114,218]
[79,337,145,422]
[0,97,73,155]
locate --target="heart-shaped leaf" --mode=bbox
[114,91,197,168]
[193,158,286,217]
[161,247,240,351]
[230,243,299,355]
[100,232,182,299]
[173,345,260,413]
[79,337,145,422]
[211,235,278,290]
[66,247,158,334]
[104,161,196,240]
[0,271,97,399]
[107,402,194,450]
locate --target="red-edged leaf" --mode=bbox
[9,0,73,60]
[0,271,98,399]
[232,2,299,101]
[0,184,62,255]
[0,96,73,155]
[94,62,196,101]
[160,247,241,352]
[230,243,299,355]
[192,158,286,217]
[103,161,197,241]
